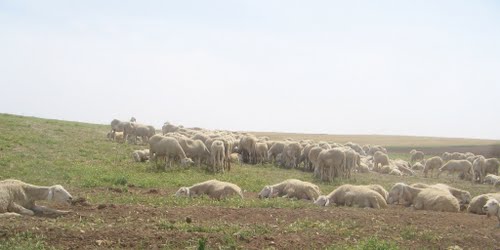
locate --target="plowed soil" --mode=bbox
[1,188,500,249]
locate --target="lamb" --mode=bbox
[317,148,345,182]
[423,156,443,178]
[483,198,500,228]
[0,179,73,217]
[132,149,150,162]
[314,184,387,209]
[258,179,320,201]
[211,140,226,173]
[175,180,243,199]
[113,131,125,143]
[437,160,473,181]
[149,135,194,170]
[387,183,460,212]
[410,150,425,163]
[467,193,500,214]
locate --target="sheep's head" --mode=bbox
[181,158,194,166]
[175,187,190,197]
[314,195,330,206]
[387,183,408,205]
[460,191,472,205]
[48,185,73,204]
[483,198,500,218]
[258,186,273,199]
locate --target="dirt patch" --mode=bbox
[1,189,500,249]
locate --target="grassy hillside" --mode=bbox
[1,113,500,249]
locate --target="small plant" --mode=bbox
[114,176,128,186]
[356,236,399,250]
[197,237,207,250]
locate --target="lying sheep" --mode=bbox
[411,183,471,206]
[0,179,73,217]
[258,179,320,201]
[423,156,443,178]
[412,162,425,171]
[484,174,500,185]
[132,149,150,162]
[387,183,460,212]
[175,180,243,199]
[314,184,387,209]
[468,193,500,214]
[483,198,500,228]
[437,160,473,181]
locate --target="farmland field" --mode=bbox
[1,113,500,249]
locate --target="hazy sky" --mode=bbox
[1,1,499,139]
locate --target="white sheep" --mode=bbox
[483,198,500,228]
[175,180,243,199]
[467,193,500,214]
[149,135,194,170]
[0,179,73,217]
[373,151,390,171]
[437,160,473,181]
[410,150,425,164]
[314,184,387,209]
[211,140,226,173]
[132,149,150,162]
[387,183,460,212]
[258,179,320,201]
[423,156,443,178]
[484,174,500,185]
[411,183,471,206]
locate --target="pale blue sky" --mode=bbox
[1,1,499,139]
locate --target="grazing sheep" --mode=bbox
[129,124,156,144]
[239,136,257,164]
[175,180,243,199]
[0,179,73,217]
[423,156,444,178]
[342,148,359,179]
[483,198,500,228]
[299,144,316,171]
[410,150,425,164]
[255,142,269,164]
[485,158,500,176]
[468,193,500,214]
[367,145,387,156]
[437,160,473,181]
[387,183,460,212]
[149,135,194,170]
[258,179,320,201]
[132,149,150,162]
[317,148,346,182]
[314,184,387,209]
[308,147,324,178]
[282,142,302,169]
[177,138,211,167]
[268,141,286,164]
[211,140,226,173]
[162,122,179,134]
[373,151,390,171]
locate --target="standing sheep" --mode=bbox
[175,180,243,199]
[410,150,425,164]
[423,156,443,178]
[317,148,345,182]
[258,179,320,201]
[177,138,211,167]
[437,160,473,181]
[211,140,226,173]
[149,135,194,170]
[308,147,324,178]
[373,151,390,172]
[0,179,73,217]
[282,142,302,169]
[267,141,286,164]
[255,142,269,165]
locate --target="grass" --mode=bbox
[0,113,499,249]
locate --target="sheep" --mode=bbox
[299,144,316,171]
[392,159,415,176]
[177,137,211,167]
[468,193,500,214]
[314,184,387,209]
[113,131,125,143]
[484,174,500,185]
[356,163,370,173]
[373,151,390,172]
[411,162,425,171]
[367,145,387,156]
[423,156,443,178]
[483,198,500,228]
[485,158,500,176]
[211,140,225,173]
[255,142,269,164]
[437,160,473,181]
[387,183,460,212]
[132,149,150,162]
[0,179,73,217]
[308,147,325,178]
[342,148,359,179]
[317,148,345,182]
[239,135,257,164]
[149,135,194,170]
[389,168,403,176]
[282,142,302,169]
[411,183,471,206]
[129,123,156,144]
[175,180,243,199]
[410,150,425,164]
[258,179,320,201]
[162,122,179,134]
[267,141,286,164]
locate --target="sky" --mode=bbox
[0,0,499,139]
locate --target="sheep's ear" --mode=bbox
[47,187,54,201]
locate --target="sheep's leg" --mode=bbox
[32,205,70,215]
[9,203,35,216]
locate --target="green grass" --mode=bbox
[0,232,52,250]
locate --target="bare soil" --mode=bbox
[1,188,500,249]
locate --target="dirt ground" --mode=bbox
[1,188,500,249]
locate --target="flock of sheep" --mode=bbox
[2,117,500,230]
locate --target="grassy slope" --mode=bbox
[1,113,499,249]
